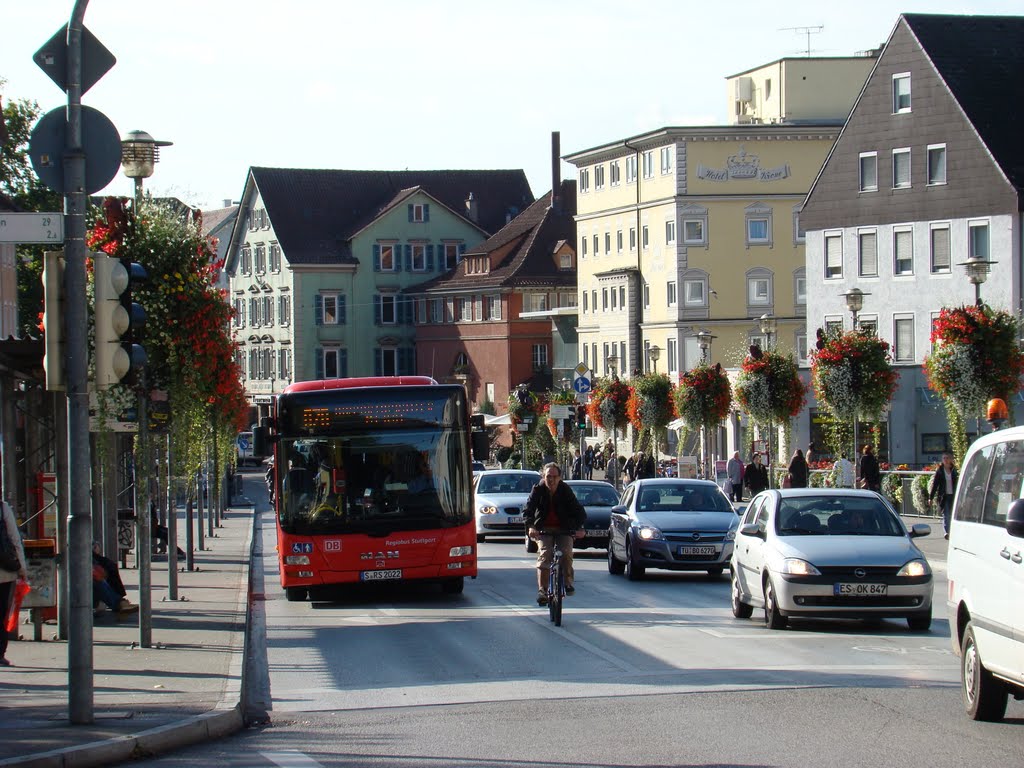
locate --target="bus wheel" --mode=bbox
[285,587,308,602]
[442,577,465,595]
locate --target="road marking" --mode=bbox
[260,750,325,767]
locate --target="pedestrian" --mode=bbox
[622,453,638,485]
[605,453,619,487]
[0,492,28,667]
[571,449,583,480]
[833,453,855,488]
[744,453,770,497]
[858,444,881,492]
[92,541,138,617]
[524,463,586,605]
[928,452,958,539]
[584,445,594,479]
[726,451,745,503]
[806,441,817,466]
[787,449,809,488]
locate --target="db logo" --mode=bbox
[324,540,341,552]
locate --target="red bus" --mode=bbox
[255,376,483,600]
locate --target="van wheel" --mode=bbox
[285,587,308,602]
[962,622,1008,721]
[763,577,787,629]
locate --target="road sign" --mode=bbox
[572,364,592,396]
[0,213,63,244]
[34,24,116,95]
[549,404,572,419]
[29,105,122,195]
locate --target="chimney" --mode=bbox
[551,131,561,214]
[465,192,478,223]
[223,198,233,208]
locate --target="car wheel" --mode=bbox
[441,577,464,595]
[526,537,538,554]
[476,533,486,543]
[906,610,932,632]
[961,621,1008,721]
[285,587,308,602]
[706,566,724,578]
[625,539,645,581]
[763,577,787,629]
[607,541,625,575]
[731,570,753,619]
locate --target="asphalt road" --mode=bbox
[133,508,1024,767]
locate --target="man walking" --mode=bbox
[726,451,745,502]
[744,453,769,498]
[928,452,958,539]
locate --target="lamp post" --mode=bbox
[757,314,778,484]
[696,333,715,478]
[120,130,173,205]
[958,254,996,307]
[560,377,571,470]
[842,288,870,468]
[648,345,661,374]
[515,384,530,470]
[606,354,619,489]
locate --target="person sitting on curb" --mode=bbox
[93,541,138,617]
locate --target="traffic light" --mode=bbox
[93,253,147,388]
[41,250,65,391]
[576,405,587,429]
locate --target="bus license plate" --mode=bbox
[678,545,716,556]
[361,569,402,582]
[835,582,887,596]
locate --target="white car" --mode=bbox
[473,470,540,543]
[947,426,1024,721]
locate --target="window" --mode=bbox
[610,288,617,310]
[667,281,677,306]
[642,225,649,249]
[591,289,597,312]
[459,297,473,321]
[660,146,673,174]
[858,230,878,277]
[629,227,636,250]
[249,296,261,326]
[604,232,611,254]
[531,344,548,371]
[610,160,621,186]
[745,204,772,246]
[643,283,650,308]
[683,219,705,245]
[824,233,843,279]
[409,203,428,222]
[894,316,915,362]
[642,151,653,179]
[796,333,808,363]
[626,155,637,183]
[595,164,605,189]
[269,243,282,272]
[748,218,769,243]
[262,296,274,326]
[443,243,463,270]
[444,298,455,323]
[893,73,911,113]
[579,168,590,193]
[602,288,608,311]
[592,234,599,257]
[667,338,677,372]
[859,152,878,192]
[825,317,843,337]
[378,348,398,376]
[417,298,427,324]
[322,347,348,379]
[892,148,911,189]
[411,244,426,271]
[665,219,676,245]
[525,293,547,313]
[380,294,398,324]
[859,316,878,336]
[969,221,990,259]
[793,207,806,244]
[582,292,588,313]
[616,230,623,252]
[683,280,705,307]
[559,252,573,270]
[748,277,770,306]
[930,225,951,273]
[318,293,346,325]
[254,245,267,273]
[233,298,246,327]
[618,286,625,308]
[431,298,443,323]
[927,144,947,185]
[378,243,397,271]
[794,274,807,307]
[581,235,588,257]
[240,246,253,275]
[894,228,914,275]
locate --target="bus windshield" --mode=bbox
[278,428,472,536]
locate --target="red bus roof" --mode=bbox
[283,376,438,394]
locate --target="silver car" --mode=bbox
[607,478,741,579]
[473,470,540,543]
[731,489,933,631]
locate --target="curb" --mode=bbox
[0,706,244,768]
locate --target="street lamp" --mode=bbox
[841,288,870,331]
[695,332,715,477]
[759,313,777,350]
[958,254,996,307]
[696,331,715,363]
[120,130,173,205]
[606,355,619,489]
[648,345,661,374]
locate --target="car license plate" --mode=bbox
[507,516,523,524]
[678,545,716,556]
[585,529,609,537]
[361,569,402,582]
[834,582,887,596]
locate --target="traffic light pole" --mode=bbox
[64,1,95,724]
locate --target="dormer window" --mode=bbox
[559,252,573,270]
[408,203,429,223]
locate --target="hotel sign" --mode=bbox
[697,146,790,182]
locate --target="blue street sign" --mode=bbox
[573,377,591,394]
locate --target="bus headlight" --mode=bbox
[449,546,473,557]
[285,555,311,565]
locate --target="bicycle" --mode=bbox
[535,529,575,627]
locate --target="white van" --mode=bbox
[947,426,1024,721]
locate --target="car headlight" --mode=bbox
[779,558,820,576]
[897,559,930,577]
[637,526,663,541]
[725,528,737,542]
[478,505,498,515]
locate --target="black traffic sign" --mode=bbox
[29,105,122,195]
[34,24,116,96]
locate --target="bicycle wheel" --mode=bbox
[551,560,564,627]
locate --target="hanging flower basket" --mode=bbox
[673,363,732,432]
[587,376,631,431]
[545,388,578,441]
[924,304,1024,417]
[626,373,674,433]
[735,348,807,426]
[810,331,897,423]
[507,388,542,436]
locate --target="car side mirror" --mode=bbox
[908,523,931,538]
[611,505,627,516]
[739,523,765,539]
[1006,498,1024,538]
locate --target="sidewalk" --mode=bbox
[0,486,258,768]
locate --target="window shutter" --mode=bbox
[408,204,414,222]
[404,244,412,272]
[423,204,430,222]
[314,294,323,325]
[340,349,348,378]
[372,244,381,271]
[374,349,383,376]
[426,244,434,270]
[825,236,842,277]
[373,295,381,325]
[859,233,877,276]
[458,243,466,258]
[931,228,950,271]
[315,348,324,380]
[339,295,347,324]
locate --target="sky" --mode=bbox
[4,0,1022,211]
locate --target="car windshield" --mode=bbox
[636,484,733,513]
[774,496,904,536]
[570,484,619,506]
[477,473,539,494]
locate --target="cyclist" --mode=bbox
[524,463,586,606]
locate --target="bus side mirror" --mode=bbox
[253,426,270,457]
[472,430,489,461]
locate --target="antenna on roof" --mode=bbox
[779,25,823,57]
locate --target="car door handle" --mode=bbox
[1012,552,1023,565]
[1000,547,1012,560]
